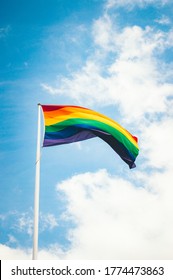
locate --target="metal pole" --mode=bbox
[32,104,41,260]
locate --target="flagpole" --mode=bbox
[32,104,41,260]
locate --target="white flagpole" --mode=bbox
[32,104,41,260]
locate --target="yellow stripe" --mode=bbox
[43,107,139,148]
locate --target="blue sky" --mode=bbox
[0,0,173,259]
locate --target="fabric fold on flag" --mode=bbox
[41,105,139,169]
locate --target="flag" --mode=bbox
[41,105,139,169]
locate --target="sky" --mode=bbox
[0,0,173,260]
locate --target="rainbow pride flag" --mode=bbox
[41,105,139,169]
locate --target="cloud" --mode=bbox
[41,17,173,123]
[155,15,171,25]
[0,209,59,252]
[14,211,58,235]
[16,212,33,236]
[40,213,58,231]
[0,244,31,260]
[141,117,173,169]
[0,26,10,38]
[41,83,59,95]
[92,14,114,51]
[105,0,170,10]
[56,169,173,259]
[7,235,18,245]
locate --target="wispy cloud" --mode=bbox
[40,213,58,231]
[16,212,33,236]
[0,210,59,246]
[0,25,10,38]
[41,83,59,95]
[105,0,170,10]
[155,15,171,25]
[7,234,18,245]
[16,211,58,235]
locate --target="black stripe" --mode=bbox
[93,130,136,169]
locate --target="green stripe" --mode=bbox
[45,118,139,157]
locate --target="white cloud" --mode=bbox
[0,244,31,260]
[15,211,59,235]
[7,235,18,245]
[41,19,173,123]
[56,169,173,259]
[92,14,114,51]
[105,0,170,10]
[17,213,33,236]
[155,15,171,25]
[41,83,59,95]
[0,210,59,250]
[40,213,58,231]
[141,117,173,169]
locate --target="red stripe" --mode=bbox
[132,136,138,143]
[41,105,87,112]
